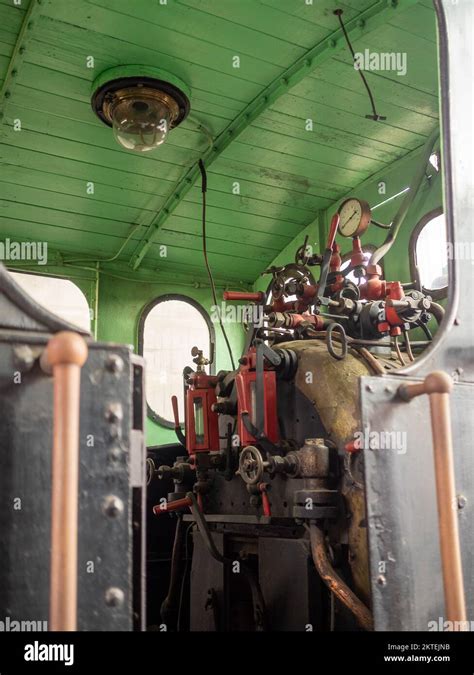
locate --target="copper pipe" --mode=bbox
[355,347,386,376]
[42,331,88,631]
[307,524,373,631]
[153,496,192,516]
[398,371,467,628]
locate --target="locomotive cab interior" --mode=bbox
[0,0,472,649]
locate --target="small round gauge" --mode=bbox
[337,198,372,238]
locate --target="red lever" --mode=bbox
[259,483,272,517]
[171,395,180,430]
[235,373,249,415]
[153,496,192,516]
[223,291,265,302]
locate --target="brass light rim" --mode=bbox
[102,86,181,128]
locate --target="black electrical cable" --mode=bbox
[334,9,386,122]
[417,320,433,341]
[198,159,236,370]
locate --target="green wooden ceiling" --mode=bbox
[0,0,439,284]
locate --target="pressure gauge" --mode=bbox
[337,198,371,238]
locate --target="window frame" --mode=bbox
[409,207,447,301]
[137,293,216,429]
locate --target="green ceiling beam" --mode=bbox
[125,0,418,269]
[0,0,42,123]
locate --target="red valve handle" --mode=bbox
[223,291,265,302]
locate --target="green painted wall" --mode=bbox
[96,273,245,446]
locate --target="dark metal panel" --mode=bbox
[360,374,473,630]
[258,537,318,631]
[189,532,225,631]
[0,338,145,631]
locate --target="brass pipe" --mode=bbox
[307,524,373,631]
[41,331,88,631]
[398,371,467,629]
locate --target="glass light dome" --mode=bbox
[109,88,179,153]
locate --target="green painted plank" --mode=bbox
[212,156,348,202]
[179,0,328,48]
[39,1,282,87]
[387,3,437,42]
[0,198,142,238]
[0,143,180,195]
[256,109,405,163]
[0,128,186,182]
[270,92,428,150]
[162,215,293,250]
[181,189,313,225]
[172,201,305,239]
[240,123,388,173]
[313,57,438,119]
[93,0,309,67]
[220,141,360,188]
[291,76,437,137]
[350,24,439,95]
[0,179,151,223]
[31,17,254,108]
[150,229,277,262]
[3,99,215,164]
[259,0,374,30]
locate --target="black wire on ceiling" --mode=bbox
[334,9,386,122]
[198,159,236,370]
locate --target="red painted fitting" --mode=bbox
[259,483,272,517]
[345,440,361,453]
[223,291,265,302]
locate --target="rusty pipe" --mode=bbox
[41,331,88,631]
[307,524,373,631]
[398,371,467,628]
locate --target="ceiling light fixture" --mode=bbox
[91,65,191,153]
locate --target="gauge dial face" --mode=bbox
[337,198,371,238]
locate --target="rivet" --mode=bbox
[11,69,17,77]
[108,446,122,463]
[457,494,467,510]
[27,21,34,30]
[304,58,311,67]
[376,574,387,586]
[4,91,11,99]
[105,587,125,607]
[328,39,337,48]
[105,354,124,374]
[280,77,288,85]
[19,47,26,55]
[103,495,124,518]
[365,384,374,393]
[105,402,123,424]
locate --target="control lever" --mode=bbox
[316,213,340,304]
[171,395,186,447]
[398,371,467,629]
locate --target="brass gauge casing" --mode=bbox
[337,198,372,238]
